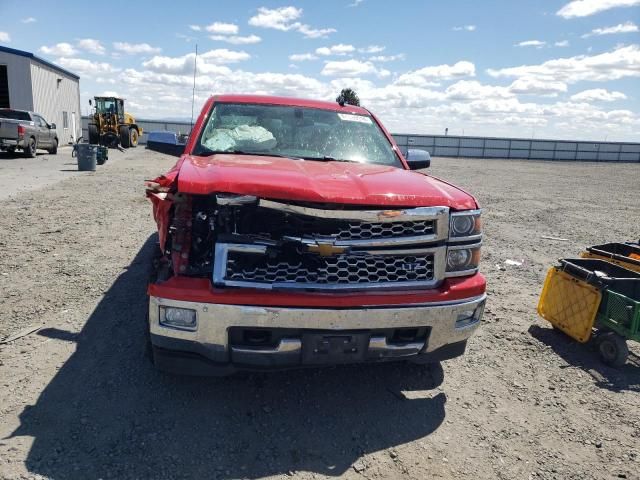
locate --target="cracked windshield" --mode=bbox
[195,103,402,167]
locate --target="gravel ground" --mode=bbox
[0,148,91,201]
[0,149,639,480]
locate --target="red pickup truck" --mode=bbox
[146,94,485,375]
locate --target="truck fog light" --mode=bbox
[456,302,485,328]
[160,307,197,331]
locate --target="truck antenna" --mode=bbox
[190,44,198,131]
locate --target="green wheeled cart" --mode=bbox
[559,258,640,367]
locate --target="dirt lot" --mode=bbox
[0,148,639,480]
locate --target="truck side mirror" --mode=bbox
[89,99,92,106]
[49,123,56,130]
[405,149,431,169]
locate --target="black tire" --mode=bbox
[129,128,139,147]
[597,332,628,367]
[88,124,100,144]
[119,125,131,148]
[48,138,58,155]
[25,137,37,158]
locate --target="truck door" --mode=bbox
[34,115,51,147]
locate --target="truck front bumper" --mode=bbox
[148,293,486,376]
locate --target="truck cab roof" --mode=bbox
[211,94,370,115]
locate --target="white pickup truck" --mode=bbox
[0,109,59,157]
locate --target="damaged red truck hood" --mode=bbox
[173,154,478,209]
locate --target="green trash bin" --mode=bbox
[73,143,97,171]
[96,146,108,165]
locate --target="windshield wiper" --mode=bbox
[301,155,357,163]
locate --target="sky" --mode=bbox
[1,0,639,141]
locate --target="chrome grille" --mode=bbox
[225,252,434,286]
[213,204,449,291]
[245,202,447,246]
[334,220,434,241]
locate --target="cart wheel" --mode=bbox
[597,332,628,367]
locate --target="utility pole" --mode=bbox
[190,44,198,131]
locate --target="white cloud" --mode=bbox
[289,53,318,62]
[142,49,249,76]
[453,25,476,31]
[200,49,250,63]
[21,17,36,23]
[297,24,337,39]
[369,54,405,62]
[315,44,355,56]
[96,90,121,98]
[0,32,10,42]
[321,59,380,77]
[56,57,119,77]
[249,6,302,30]
[515,40,547,48]
[395,61,476,87]
[359,45,385,54]
[582,21,639,37]
[210,34,261,45]
[445,80,513,101]
[141,56,195,75]
[508,77,568,95]
[248,6,336,38]
[113,42,161,54]
[488,45,640,83]
[555,40,570,47]
[570,88,627,102]
[205,22,239,35]
[348,0,365,6]
[189,25,201,31]
[39,43,78,56]
[557,0,640,18]
[77,38,106,55]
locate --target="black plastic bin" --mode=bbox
[585,242,640,269]
[559,258,640,300]
[587,242,640,258]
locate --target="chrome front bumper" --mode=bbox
[148,294,485,371]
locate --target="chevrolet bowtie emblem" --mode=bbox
[308,242,349,257]
[378,210,404,219]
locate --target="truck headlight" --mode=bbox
[446,244,481,276]
[159,306,197,331]
[450,210,482,239]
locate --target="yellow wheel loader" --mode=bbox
[87,96,142,148]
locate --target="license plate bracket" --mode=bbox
[301,332,369,365]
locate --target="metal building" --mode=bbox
[0,45,81,145]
